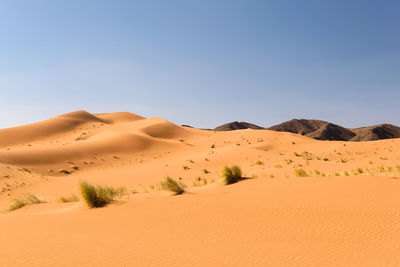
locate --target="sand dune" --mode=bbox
[1,111,400,266]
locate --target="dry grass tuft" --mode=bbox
[221,165,243,185]
[294,169,309,177]
[79,181,119,208]
[160,177,185,195]
[7,194,46,212]
[58,194,80,203]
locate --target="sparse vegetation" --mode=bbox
[58,194,80,203]
[202,169,210,174]
[79,181,118,208]
[21,168,31,173]
[160,177,185,195]
[182,165,190,170]
[192,177,208,187]
[285,159,294,164]
[7,194,46,212]
[221,165,243,185]
[59,169,71,175]
[294,169,309,177]
[253,160,264,166]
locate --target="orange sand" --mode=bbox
[1,111,399,266]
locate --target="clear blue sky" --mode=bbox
[0,0,399,129]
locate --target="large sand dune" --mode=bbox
[1,111,400,266]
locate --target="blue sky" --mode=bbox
[0,0,399,129]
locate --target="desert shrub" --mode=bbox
[294,169,309,177]
[79,181,117,208]
[160,177,185,195]
[221,165,243,185]
[7,194,46,212]
[58,194,80,203]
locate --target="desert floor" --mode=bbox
[1,111,400,266]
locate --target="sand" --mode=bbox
[1,111,400,266]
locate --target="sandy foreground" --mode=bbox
[0,111,399,266]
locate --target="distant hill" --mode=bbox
[268,119,400,141]
[268,119,355,141]
[200,119,400,141]
[350,124,400,141]
[268,119,327,135]
[214,121,264,131]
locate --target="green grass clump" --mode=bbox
[7,194,46,212]
[79,181,118,208]
[58,194,80,203]
[221,165,243,185]
[160,177,185,195]
[294,169,309,177]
